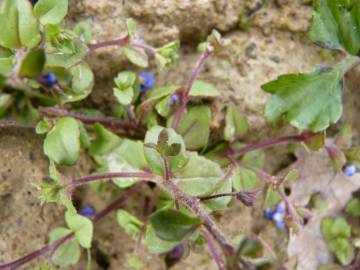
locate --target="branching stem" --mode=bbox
[162,180,234,261]
[69,172,157,188]
[172,49,211,129]
[228,132,315,158]
[40,106,135,129]
[87,36,129,51]
[203,231,227,270]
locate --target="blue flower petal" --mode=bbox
[79,206,96,216]
[264,209,274,220]
[275,220,286,229]
[169,94,179,105]
[275,204,285,214]
[139,71,155,93]
[343,164,356,177]
[41,72,58,87]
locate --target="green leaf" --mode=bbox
[345,198,360,217]
[172,152,231,210]
[126,18,136,40]
[0,0,19,48]
[155,41,179,69]
[40,162,76,213]
[167,105,211,150]
[89,124,121,156]
[19,49,46,78]
[36,118,52,134]
[144,225,179,254]
[49,227,80,267]
[150,209,201,241]
[78,121,90,149]
[0,0,41,49]
[65,62,94,102]
[34,263,55,270]
[145,85,178,103]
[234,235,263,258]
[89,123,121,156]
[0,93,12,116]
[309,0,360,55]
[65,211,94,248]
[321,217,351,241]
[0,55,14,76]
[328,238,354,266]
[73,20,92,44]
[117,209,144,239]
[44,117,80,165]
[144,126,189,176]
[34,0,68,25]
[102,139,148,188]
[224,104,248,142]
[155,96,171,117]
[113,71,137,106]
[189,80,220,97]
[345,146,360,163]
[264,186,281,210]
[241,149,265,168]
[123,47,148,68]
[231,168,258,191]
[262,70,343,132]
[17,0,41,48]
[46,39,87,69]
[304,132,325,151]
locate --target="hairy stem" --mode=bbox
[87,36,129,51]
[172,49,211,129]
[132,41,157,56]
[69,172,157,188]
[203,231,227,270]
[40,106,135,129]
[162,180,234,261]
[228,132,315,158]
[0,185,141,270]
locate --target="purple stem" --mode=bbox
[203,231,227,270]
[162,180,234,261]
[198,192,241,201]
[87,36,129,51]
[132,41,157,56]
[40,107,136,129]
[0,184,141,270]
[172,49,211,130]
[229,132,315,158]
[70,172,157,188]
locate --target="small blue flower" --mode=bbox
[275,204,285,214]
[40,72,58,87]
[275,220,286,229]
[343,164,356,177]
[264,203,286,229]
[139,72,155,93]
[264,209,274,220]
[79,206,96,216]
[169,94,179,105]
